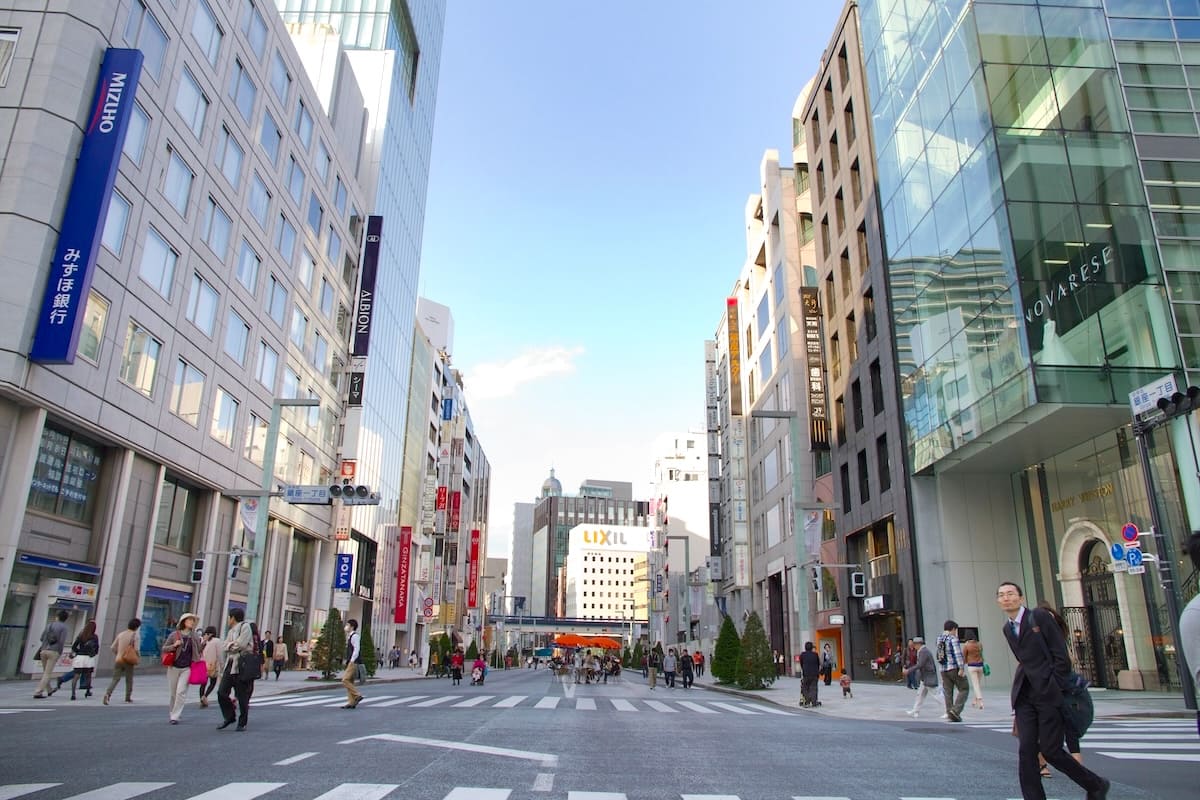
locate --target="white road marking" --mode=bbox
[745,703,793,715]
[533,697,560,709]
[682,795,742,799]
[676,701,718,714]
[285,696,352,707]
[791,796,852,800]
[644,700,677,713]
[409,696,460,707]
[0,786,62,800]
[0,709,55,714]
[709,702,758,715]
[1082,734,1193,741]
[492,695,527,708]
[340,733,558,767]
[1082,742,1200,750]
[610,698,638,712]
[252,694,338,706]
[575,698,596,710]
[899,797,957,800]
[567,793,627,800]
[452,695,495,707]
[374,695,430,707]
[1095,751,1200,762]
[532,773,555,792]
[272,752,318,766]
[60,783,174,800]
[442,790,510,800]
[354,696,399,705]
[181,783,285,800]
[310,784,398,800]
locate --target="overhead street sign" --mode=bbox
[1130,374,1179,418]
[284,485,331,504]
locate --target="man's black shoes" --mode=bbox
[1087,778,1111,800]
[217,719,235,730]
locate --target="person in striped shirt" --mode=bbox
[936,619,969,722]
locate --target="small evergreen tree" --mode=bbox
[735,611,776,689]
[711,614,741,684]
[359,621,378,678]
[466,639,479,660]
[312,608,346,680]
[631,641,644,670]
[622,646,632,667]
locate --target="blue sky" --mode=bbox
[419,2,844,557]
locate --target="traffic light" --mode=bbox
[190,557,205,584]
[1156,385,1200,419]
[850,571,867,597]
[811,568,821,593]
[229,552,243,580]
[329,483,381,506]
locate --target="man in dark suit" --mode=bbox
[998,581,1109,800]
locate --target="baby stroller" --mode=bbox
[471,666,485,685]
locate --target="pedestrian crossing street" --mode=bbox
[248,692,798,716]
[0,785,1077,800]
[965,718,1200,762]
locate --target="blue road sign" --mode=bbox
[1121,523,1139,543]
[1110,542,1125,561]
[1125,548,1143,569]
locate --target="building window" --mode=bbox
[257,341,278,389]
[307,191,323,234]
[235,238,260,294]
[229,59,257,123]
[798,213,814,245]
[270,50,290,104]
[298,247,316,289]
[245,411,267,464]
[28,424,103,523]
[163,148,194,215]
[327,227,341,265]
[276,215,297,264]
[174,69,208,139]
[266,275,287,326]
[101,191,131,255]
[186,273,219,337]
[290,307,307,349]
[319,278,334,318]
[248,172,271,229]
[840,249,852,298]
[211,388,239,447]
[77,291,109,364]
[830,334,841,382]
[260,112,282,164]
[124,1,168,79]
[155,476,200,551]
[242,0,268,59]
[315,139,331,183]
[877,434,891,493]
[224,310,250,365]
[123,102,150,165]
[138,228,177,299]
[857,450,870,503]
[844,99,856,145]
[0,28,18,87]
[312,331,327,373]
[294,100,314,150]
[191,0,223,66]
[215,126,245,187]
[201,197,232,261]
[286,156,305,205]
[334,176,348,217]
[120,320,161,397]
[839,462,851,513]
[170,358,205,426]
[870,359,884,415]
[282,365,299,399]
[846,312,858,362]
[864,287,877,342]
[851,379,864,431]
[835,394,846,445]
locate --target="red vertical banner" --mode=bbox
[394,526,413,623]
[467,528,481,608]
[435,486,448,510]
[450,491,462,532]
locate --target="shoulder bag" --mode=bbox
[119,633,140,666]
[1031,609,1094,737]
[161,631,178,667]
[236,628,262,681]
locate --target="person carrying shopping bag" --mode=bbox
[56,620,100,700]
[163,613,204,724]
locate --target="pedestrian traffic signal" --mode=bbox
[850,571,867,597]
[190,557,205,584]
[329,483,381,505]
[1156,385,1200,419]
[810,568,821,593]
[229,552,243,580]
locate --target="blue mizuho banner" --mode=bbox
[29,48,144,364]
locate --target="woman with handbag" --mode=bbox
[163,612,204,724]
[104,618,141,705]
[56,620,100,700]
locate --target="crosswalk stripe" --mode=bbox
[374,695,430,707]
[682,795,741,799]
[0,786,62,800]
[533,697,560,709]
[746,703,793,715]
[611,698,637,712]
[60,782,174,800]
[310,784,398,800]
[1095,751,1200,762]
[709,702,758,715]
[452,695,495,707]
[644,700,677,713]
[0,709,55,715]
[1084,742,1199,750]
[354,696,399,705]
[576,698,596,710]
[252,694,338,706]
[677,700,718,714]
[442,789,510,799]
[181,783,286,800]
[409,696,460,707]
[272,753,318,766]
[492,695,526,708]
[1082,734,1192,741]
[284,696,349,707]
[567,793,626,799]
[791,796,852,799]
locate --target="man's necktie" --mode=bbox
[1010,619,1019,638]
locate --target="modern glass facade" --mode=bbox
[859,0,1181,472]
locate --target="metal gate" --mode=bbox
[1063,549,1126,690]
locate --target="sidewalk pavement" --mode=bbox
[0,664,432,707]
[687,671,1193,723]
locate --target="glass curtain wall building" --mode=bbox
[858,0,1196,694]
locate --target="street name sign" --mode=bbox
[284,485,331,504]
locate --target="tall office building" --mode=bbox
[0,0,379,675]
[850,0,1199,693]
[506,501,535,615]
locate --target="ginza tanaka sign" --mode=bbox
[1025,243,1114,323]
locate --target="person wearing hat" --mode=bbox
[164,613,203,724]
[904,636,940,718]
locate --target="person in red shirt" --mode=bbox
[449,648,465,686]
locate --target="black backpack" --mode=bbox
[935,636,948,665]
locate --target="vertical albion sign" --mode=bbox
[467,529,481,608]
[30,49,144,364]
[395,526,413,623]
[351,215,383,357]
[800,287,830,450]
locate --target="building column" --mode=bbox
[0,405,47,624]
[93,447,135,639]
[133,465,168,619]
[193,490,221,623]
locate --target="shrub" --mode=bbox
[735,611,775,690]
[312,608,346,680]
[711,614,741,684]
[359,621,378,678]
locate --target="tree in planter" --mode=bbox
[711,614,741,684]
[735,611,776,690]
[359,621,378,678]
[622,646,632,668]
[465,639,479,660]
[312,609,346,680]
[631,641,645,671]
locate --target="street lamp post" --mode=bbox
[246,397,320,624]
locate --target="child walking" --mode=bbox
[839,671,853,698]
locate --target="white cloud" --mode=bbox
[465,345,585,400]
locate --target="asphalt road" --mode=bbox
[0,667,1191,800]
